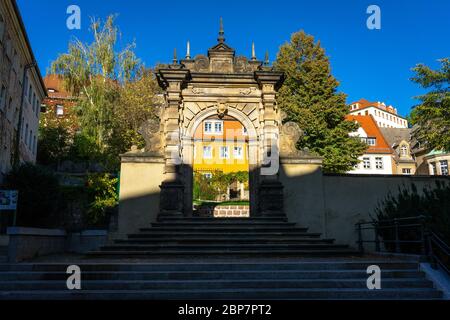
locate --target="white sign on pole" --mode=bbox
[0,190,19,210]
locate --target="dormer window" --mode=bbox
[400,145,408,157]
[361,137,376,146]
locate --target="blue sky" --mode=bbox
[17,0,450,117]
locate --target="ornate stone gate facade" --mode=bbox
[156,24,285,217]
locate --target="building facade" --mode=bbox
[379,127,417,175]
[193,115,249,176]
[41,74,78,135]
[0,0,46,184]
[423,150,450,176]
[346,115,394,175]
[349,99,408,129]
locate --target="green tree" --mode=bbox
[37,125,71,166]
[49,16,163,170]
[410,58,450,151]
[274,31,366,173]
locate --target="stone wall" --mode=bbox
[114,153,165,239]
[213,205,250,218]
[280,158,450,250]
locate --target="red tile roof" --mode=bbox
[346,115,393,154]
[43,74,72,99]
[350,98,399,116]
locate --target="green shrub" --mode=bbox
[375,181,450,250]
[6,163,62,228]
[85,173,118,227]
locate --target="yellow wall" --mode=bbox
[193,140,249,173]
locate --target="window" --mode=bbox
[32,93,36,112]
[36,100,40,117]
[366,138,376,146]
[219,146,229,159]
[214,122,223,134]
[28,85,32,104]
[29,130,33,148]
[234,146,243,159]
[204,122,212,133]
[440,160,449,176]
[0,85,6,110]
[430,162,437,175]
[56,105,64,116]
[375,157,384,170]
[400,145,408,157]
[402,168,412,175]
[363,157,371,169]
[25,124,29,145]
[203,146,212,159]
[204,120,223,134]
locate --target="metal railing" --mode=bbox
[356,215,450,275]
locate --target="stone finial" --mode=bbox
[251,42,256,61]
[264,51,270,66]
[186,41,191,60]
[173,48,178,65]
[218,17,225,43]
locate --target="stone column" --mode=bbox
[157,68,190,217]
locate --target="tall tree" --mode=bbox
[49,15,160,170]
[274,30,366,173]
[410,58,450,151]
[50,15,141,154]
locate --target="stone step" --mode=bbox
[139,226,309,232]
[100,243,350,251]
[151,221,297,227]
[159,217,288,222]
[0,288,442,300]
[0,261,420,272]
[87,248,361,258]
[0,278,434,291]
[128,232,322,238]
[115,238,336,245]
[0,269,425,281]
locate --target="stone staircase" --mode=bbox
[88,216,358,258]
[0,260,443,299]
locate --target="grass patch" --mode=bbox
[194,200,250,206]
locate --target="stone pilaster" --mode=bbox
[255,71,285,216]
[157,68,190,216]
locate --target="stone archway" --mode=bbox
[155,26,285,218]
[182,105,259,216]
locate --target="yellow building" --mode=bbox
[193,116,249,176]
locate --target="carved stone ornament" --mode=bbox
[193,55,210,72]
[216,102,228,119]
[234,56,252,73]
[191,87,205,95]
[138,118,163,155]
[279,121,304,157]
[240,87,256,96]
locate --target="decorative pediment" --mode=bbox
[208,42,235,54]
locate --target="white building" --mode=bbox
[347,115,394,175]
[349,99,408,129]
